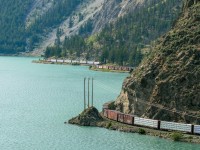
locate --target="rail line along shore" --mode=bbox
[32,59,100,66]
[68,105,200,144]
[33,59,134,73]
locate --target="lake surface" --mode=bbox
[0,56,199,150]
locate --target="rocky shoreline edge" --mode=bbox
[89,67,130,73]
[66,107,200,144]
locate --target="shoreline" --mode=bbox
[97,115,200,144]
[89,68,130,73]
[68,110,200,144]
[32,60,82,66]
[32,60,131,73]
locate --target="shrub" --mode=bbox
[171,132,183,141]
[138,128,146,135]
[188,136,193,139]
[108,102,116,110]
[106,122,112,129]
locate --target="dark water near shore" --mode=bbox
[0,56,199,150]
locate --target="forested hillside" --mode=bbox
[45,0,182,67]
[0,0,182,58]
[0,0,32,54]
[0,0,84,54]
[96,0,182,66]
[27,0,84,51]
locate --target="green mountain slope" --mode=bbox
[0,0,32,54]
[94,0,182,66]
[27,0,84,51]
[115,0,200,124]
[45,0,182,67]
[0,0,182,56]
[0,0,84,54]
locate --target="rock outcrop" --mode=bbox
[92,0,145,33]
[184,0,200,9]
[68,107,103,126]
[115,0,200,124]
[25,0,54,28]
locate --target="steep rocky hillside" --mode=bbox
[33,0,104,55]
[44,0,182,67]
[34,0,146,55]
[25,0,54,28]
[91,0,145,33]
[0,0,182,55]
[115,0,200,124]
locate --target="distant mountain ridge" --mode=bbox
[0,0,182,56]
[29,0,147,55]
[44,0,182,67]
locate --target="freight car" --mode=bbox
[102,106,200,135]
[124,114,134,125]
[118,112,124,123]
[107,110,118,121]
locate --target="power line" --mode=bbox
[95,80,119,94]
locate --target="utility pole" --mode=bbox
[92,78,94,107]
[88,78,90,108]
[83,77,94,109]
[84,78,86,110]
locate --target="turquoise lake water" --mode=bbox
[0,56,199,150]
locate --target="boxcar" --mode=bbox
[121,67,128,71]
[124,114,134,125]
[103,109,108,118]
[118,113,124,123]
[134,117,159,129]
[160,121,192,133]
[98,65,103,69]
[108,66,115,70]
[103,65,108,69]
[194,125,200,134]
[107,110,118,121]
[114,66,119,70]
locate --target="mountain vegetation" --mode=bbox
[0,0,182,63]
[27,0,84,51]
[0,0,84,54]
[0,0,32,54]
[45,0,182,67]
[115,0,200,124]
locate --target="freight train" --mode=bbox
[103,104,200,135]
[96,65,134,71]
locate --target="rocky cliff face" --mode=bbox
[92,0,145,33]
[33,0,104,55]
[25,0,54,28]
[115,0,200,124]
[32,0,146,55]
